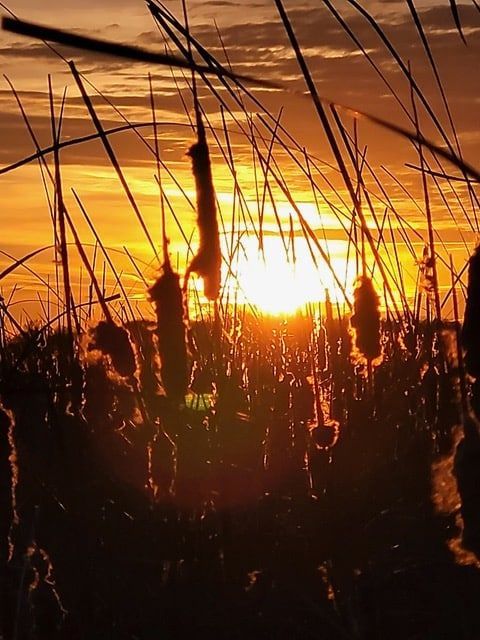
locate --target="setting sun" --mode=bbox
[226,235,356,315]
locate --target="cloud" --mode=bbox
[0,1,478,218]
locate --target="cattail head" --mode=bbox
[90,321,137,378]
[462,245,480,377]
[185,137,222,301]
[148,262,189,402]
[350,275,382,362]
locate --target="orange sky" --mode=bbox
[1,0,479,322]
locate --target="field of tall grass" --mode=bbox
[1,1,480,638]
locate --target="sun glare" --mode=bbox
[225,235,356,315]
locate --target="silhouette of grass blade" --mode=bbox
[449,0,467,43]
[0,247,51,282]
[1,16,281,89]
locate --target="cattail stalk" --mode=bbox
[179,4,221,302]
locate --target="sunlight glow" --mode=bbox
[225,235,356,315]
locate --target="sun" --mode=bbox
[225,235,355,315]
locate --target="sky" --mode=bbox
[0,0,479,320]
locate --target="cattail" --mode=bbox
[184,131,222,301]
[462,245,480,378]
[350,275,381,362]
[149,262,189,402]
[90,321,137,378]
